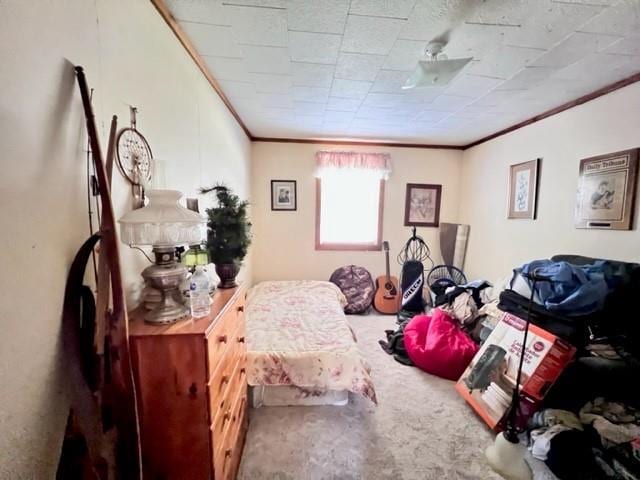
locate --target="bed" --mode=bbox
[245,280,377,406]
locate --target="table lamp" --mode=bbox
[119,189,206,324]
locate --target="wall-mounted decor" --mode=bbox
[271,180,297,211]
[404,183,442,227]
[575,148,638,230]
[508,158,540,219]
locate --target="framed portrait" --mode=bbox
[508,158,540,219]
[575,148,638,230]
[404,183,442,227]
[271,180,297,211]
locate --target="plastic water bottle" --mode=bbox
[190,266,211,318]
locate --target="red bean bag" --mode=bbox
[404,309,479,380]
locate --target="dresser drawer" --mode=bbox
[206,296,245,378]
[213,388,248,480]
[209,356,247,444]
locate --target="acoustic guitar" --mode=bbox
[373,241,401,314]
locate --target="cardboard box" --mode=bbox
[456,312,576,431]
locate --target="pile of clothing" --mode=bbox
[528,399,640,479]
[379,279,498,380]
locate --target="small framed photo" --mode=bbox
[404,183,442,227]
[271,180,297,211]
[575,149,638,230]
[508,158,541,219]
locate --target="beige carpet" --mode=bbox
[238,313,503,480]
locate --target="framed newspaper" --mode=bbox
[575,148,638,230]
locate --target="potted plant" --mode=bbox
[199,185,252,289]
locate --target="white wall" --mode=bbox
[0,1,251,477]
[251,142,463,283]
[459,82,640,281]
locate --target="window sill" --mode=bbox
[315,242,382,251]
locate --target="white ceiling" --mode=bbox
[165,0,640,145]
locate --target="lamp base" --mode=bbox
[486,432,532,480]
[141,260,189,324]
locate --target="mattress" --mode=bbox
[245,281,377,404]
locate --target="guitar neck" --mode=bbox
[385,248,391,282]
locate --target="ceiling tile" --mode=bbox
[445,74,504,98]
[383,39,426,71]
[254,93,295,109]
[243,45,291,74]
[223,4,287,47]
[503,2,604,49]
[496,66,555,90]
[341,15,405,55]
[579,1,640,36]
[166,0,230,25]
[335,53,386,81]
[179,22,243,57]
[349,0,417,19]
[324,110,356,122]
[250,73,292,94]
[603,34,640,56]
[428,94,473,112]
[293,102,326,115]
[331,79,372,99]
[361,93,413,108]
[291,62,335,88]
[202,56,248,81]
[415,109,451,123]
[472,88,525,107]
[292,86,330,103]
[326,97,363,111]
[356,106,394,119]
[289,31,342,64]
[288,0,350,34]
[530,31,622,68]
[219,80,256,99]
[467,44,545,79]
[370,69,411,93]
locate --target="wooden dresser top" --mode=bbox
[129,286,242,337]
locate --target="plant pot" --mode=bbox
[215,262,240,289]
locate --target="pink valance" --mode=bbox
[315,151,392,179]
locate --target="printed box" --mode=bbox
[456,312,576,431]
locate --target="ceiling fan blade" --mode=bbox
[403,57,473,89]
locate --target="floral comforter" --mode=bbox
[245,281,377,404]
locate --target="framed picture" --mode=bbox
[404,183,442,227]
[575,148,638,230]
[271,180,297,211]
[508,158,541,219]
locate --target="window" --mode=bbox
[315,152,389,251]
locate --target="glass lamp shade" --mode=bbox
[118,189,205,246]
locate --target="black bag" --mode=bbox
[378,319,413,366]
[400,260,424,313]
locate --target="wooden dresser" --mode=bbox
[129,286,248,479]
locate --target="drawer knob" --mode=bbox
[218,335,227,343]
[237,305,244,313]
[225,448,232,458]
[223,410,231,422]
[221,375,229,385]
[237,336,245,343]
[240,367,246,375]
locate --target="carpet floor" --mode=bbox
[238,313,503,480]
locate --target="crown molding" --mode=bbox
[251,137,464,150]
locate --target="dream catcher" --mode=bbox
[116,106,153,208]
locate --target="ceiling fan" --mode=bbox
[402,33,472,90]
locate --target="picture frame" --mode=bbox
[404,183,442,227]
[574,148,638,230]
[508,158,541,219]
[271,180,297,211]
